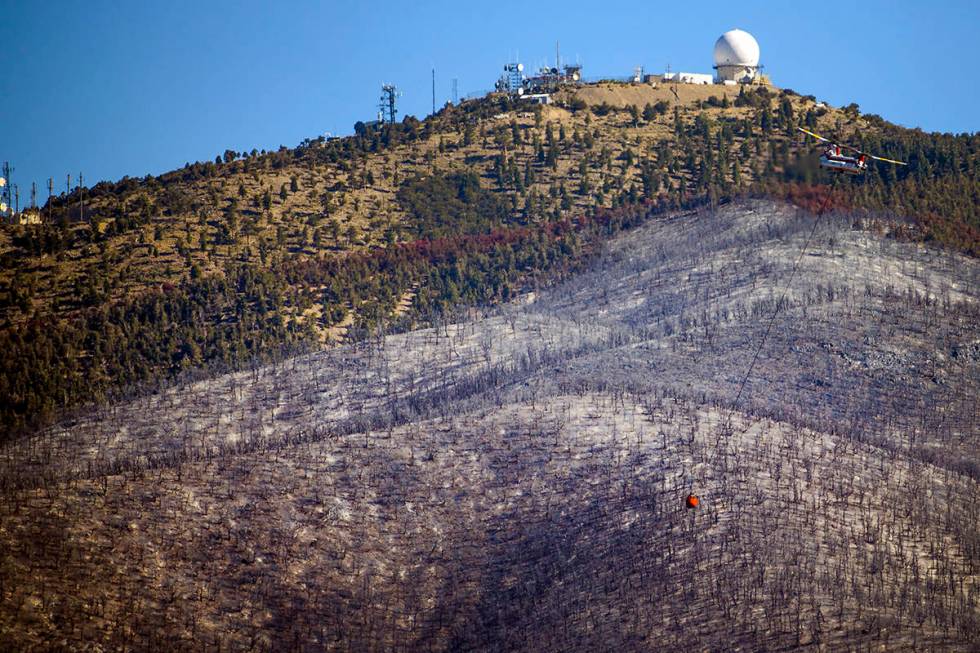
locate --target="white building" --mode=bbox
[663,71,713,85]
[520,93,551,105]
[713,29,760,83]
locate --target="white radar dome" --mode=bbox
[714,29,760,67]
[713,29,760,83]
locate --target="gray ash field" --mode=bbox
[2,200,978,651]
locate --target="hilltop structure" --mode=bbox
[713,29,761,83]
[495,60,583,97]
[665,28,762,86]
[491,29,763,99]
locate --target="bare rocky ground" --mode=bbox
[1,200,978,651]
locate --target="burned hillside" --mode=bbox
[1,200,978,650]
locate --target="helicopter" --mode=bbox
[797,127,907,174]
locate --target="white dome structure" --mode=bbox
[713,29,760,83]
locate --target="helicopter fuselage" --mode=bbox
[820,148,867,174]
[820,155,865,174]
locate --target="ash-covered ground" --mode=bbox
[2,200,978,651]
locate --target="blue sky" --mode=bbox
[1,0,977,198]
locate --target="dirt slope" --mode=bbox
[566,80,746,108]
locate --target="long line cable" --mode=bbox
[692,177,843,501]
[724,176,842,435]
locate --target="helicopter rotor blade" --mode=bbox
[868,154,908,165]
[797,127,832,143]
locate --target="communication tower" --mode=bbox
[1,162,12,217]
[496,63,525,96]
[452,78,458,105]
[379,84,400,124]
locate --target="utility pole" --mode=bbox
[431,68,436,115]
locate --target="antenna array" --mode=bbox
[379,84,400,124]
[0,162,12,217]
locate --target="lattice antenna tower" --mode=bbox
[0,162,12,217]
[379,84,400,124]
